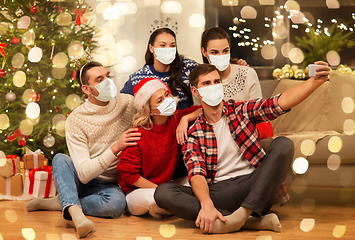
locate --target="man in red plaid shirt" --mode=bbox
[155,62,331,234]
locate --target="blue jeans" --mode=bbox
[52,153,126,220]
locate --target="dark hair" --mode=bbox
[145,28,191,100]
[75,61,103,87]
[201,27,239,65]
[189,64,220,88]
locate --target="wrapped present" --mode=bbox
[0,155,21,177]
[23,148,45,169]
[24,166,55,198]
[0,174,23,196]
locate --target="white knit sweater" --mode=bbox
[65,93,136,184]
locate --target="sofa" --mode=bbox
[259,71,355,192]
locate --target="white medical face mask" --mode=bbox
[87,78,117,102]
[153,47,176,65]
[208,53,230,71]
[196,84,224,107]
[152,97,177,116]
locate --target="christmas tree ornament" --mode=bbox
[0,42,6,57]
[272,68,283,79]
[74,8,88,26]
[11,53,25,68]
[283,69,293,79]
[22,30,35,45]
[15,7,24,17]
[43,133,55,148]
[6,91,16,102]
[56,12,72,26]
[0,69,5,77]
[13,70,26,87]
[28,46,43,62]
[295,69,306,80]
[0,114,9,130]
[11,37,20,44]
[31,5,37,13]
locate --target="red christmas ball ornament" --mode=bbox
[11,37,20,44]
[71,70,77,80]
[31,5,37,13]
[0,69,5,77]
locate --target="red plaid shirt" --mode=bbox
[182,94,291,206]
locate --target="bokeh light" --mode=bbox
[300,139,316,156]
[256,236,272,240]
[342,97,354,114]
[22,89,37,104]
[114,3,128,15]
[189,13,205,27]
[301,198,316,213]
[159,224,176,238]
[13,70,26,87]
[109,43,125,59]
[0,151,6,167]
[102,21,118,36]
[273,24,288,39]
[327,154,341,171]
[291,177,307,194]
[22,228,35,240]
[19,119,33,135]
[52,52,68,68]
[300,218,315,232]
[291,11,305,24]
[56,12,71,26]
[96,2,111,14]
[328,136,342,153]
[0,114,10,130]
[222,0,238,6]
[45,234,61,240]
[25,102,40,119]
[343,119,355,135]
[121,56,137,73]
[333,225,346,238]
[304,12,315,25]
[293,157,309,174]
[340,171,353,187]
[103,6,119,20]
[51,67,67,80]
[144,0,160,6]
[12,53,25,68]
[5,209,17,223]
[125,2,137,14]
[259,0,275,4]
[261,44,277,60]
[136,237,153,240]
[99,34,115,49]
[327,50,341,66]
[17,15,30,29]
[22,29,35,45]
[66,94,82,110]
[281,42,295,58]
[241,6,257,19]
[326,0,340,9]
[61,233,78,240]
[52,114,66,130]
[82,12,97,27]
[28,47,43,62]
[68,41,84,57]
[289,47,304,63]
[161,1,182,14]
[119,39,133,55]
[285,0,300,12]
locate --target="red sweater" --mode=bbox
[117,105,201,192]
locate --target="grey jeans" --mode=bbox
[154,136,294,220]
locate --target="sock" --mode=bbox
[242,213,282,232]
[68,205,94,238]
[212,207,253,234]
[26,195,61,212]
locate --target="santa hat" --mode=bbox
[133,77,171,110]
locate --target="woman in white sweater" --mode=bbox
[26,61,140,238]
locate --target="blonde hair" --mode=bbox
[132,101,154,130]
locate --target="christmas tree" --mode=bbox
[0,0,96,163]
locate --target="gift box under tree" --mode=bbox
[24,165,56,198]
[0,174,23,196]
[0,155,21,177]
[23,149,46,170]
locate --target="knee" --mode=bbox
[52,153,72,168]
[273,136,294,154]
[101,189,126,218]
[154,183,176,208]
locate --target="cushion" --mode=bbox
[270,79,330,134]
[322,71,355,133]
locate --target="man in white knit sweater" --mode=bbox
[26,62,140,238]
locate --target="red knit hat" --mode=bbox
[133,77,171,110]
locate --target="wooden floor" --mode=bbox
[1,187,355,240]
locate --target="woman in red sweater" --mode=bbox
[117,77,201,218]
